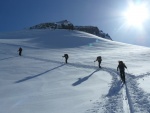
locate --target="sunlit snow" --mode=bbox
[0,29,150,113]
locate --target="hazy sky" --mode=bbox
[1,0,150,47]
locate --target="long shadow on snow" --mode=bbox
[72,68,100,86]
[21,55,119,70]
[22,55,97,69]
[102,67,123,97]
[132,72,150,80]
[85,68,124,113]
[24,55,98,69]
[15,64,65,83]
[102,68,125,113]
[68,62,96,69]
[0,42,40,49]
[0,56,18,61]
[102,68,124,113]
[22,55,64,64]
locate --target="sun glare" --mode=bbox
[124,3,149,27]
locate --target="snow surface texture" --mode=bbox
[0,29,150,113]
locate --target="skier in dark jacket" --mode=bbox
[62,54,69,63]
[94,56,102,68]
[117,61,127,83]
[18,47,23,56]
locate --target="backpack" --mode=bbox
[19,48,22,52]
[118,61,126,70]
[97,56,102,61]
[64,54,69,58]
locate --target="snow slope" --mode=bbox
[0,29,150,113]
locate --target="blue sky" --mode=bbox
[1,0,150,47]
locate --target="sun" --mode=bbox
[124,3,149,27]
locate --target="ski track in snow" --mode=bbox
[84,67,150,113]
[126,73,150,113]
[85,68,125,113]
[12,56,150,113]
[2,53,150,113]
[1,50,150,113]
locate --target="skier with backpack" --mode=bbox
[18,47,23,56]
[117,61,127,83]
[94,56,102,68]
[62,54,69,64]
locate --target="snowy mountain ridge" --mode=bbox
[29,20,112,40]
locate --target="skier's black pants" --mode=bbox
[98,61,101,68]
[19,51,22,56]
[65,58,68,63]
[120,70,125,82]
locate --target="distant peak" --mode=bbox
[56,20,72,25]
[29,20,112,41]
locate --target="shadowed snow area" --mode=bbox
[0,29,150,113]
[0,29,100,48]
